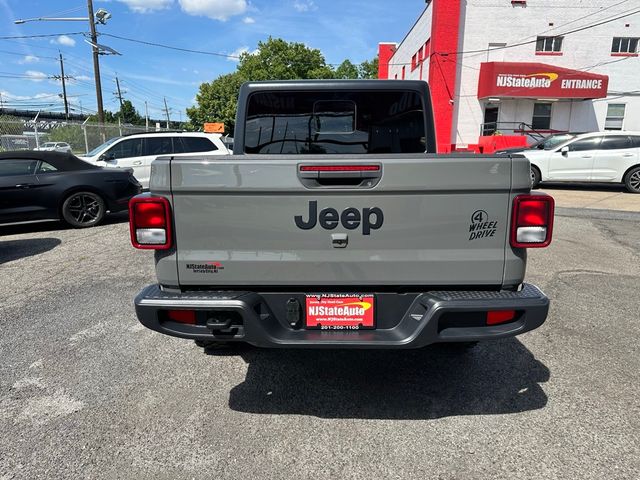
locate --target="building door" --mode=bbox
[483,105,499,136]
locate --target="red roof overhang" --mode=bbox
[478,62,609,100]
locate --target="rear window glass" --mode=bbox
[176,136,217,153]
[631,136,640,148]
[0,159,39,176]
[244,90,427,154]
[144,137,173,156]
[600,136,632,150]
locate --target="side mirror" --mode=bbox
[99,153,115,161]
[560,146,569,156]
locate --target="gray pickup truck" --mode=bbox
[130,80,554,349]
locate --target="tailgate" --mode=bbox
[170,154,514,287]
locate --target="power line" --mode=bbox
[100,33,241,59]
[0,49,57,60]
[0,32,85,40]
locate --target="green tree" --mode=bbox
[186,72,244,134]
[187,37,335,134]
[334,60,360,79]
[117,100,143,125]
[358,56,379,79]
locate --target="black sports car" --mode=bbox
[0,151,141,228]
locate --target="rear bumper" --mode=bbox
[134,284,549,349]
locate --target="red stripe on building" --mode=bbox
[377,43,397,80]
[428,0,461,153]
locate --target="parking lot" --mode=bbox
[0,187,639,480]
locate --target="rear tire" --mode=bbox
[530,166,541,189]
[624,166,640,193]
[61,191,106,228]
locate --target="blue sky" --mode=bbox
[0,0,424,121]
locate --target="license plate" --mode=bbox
[305,294,375,330]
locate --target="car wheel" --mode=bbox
[530,166,541,189]
[624,166,640,194]
[61,191,106,228]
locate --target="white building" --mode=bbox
[378,0,640,153]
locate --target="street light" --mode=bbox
[14,1,114,125]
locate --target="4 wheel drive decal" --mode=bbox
[469,210,498,241]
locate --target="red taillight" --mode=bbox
[487,310,516,325]
[167,310,196,324]
[510,194,554,248]
[129,196,172,250]
[299,165,380,172]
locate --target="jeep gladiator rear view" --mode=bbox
[130,80,554,349]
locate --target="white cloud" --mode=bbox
[51,35,76,47]
[293,0,316,12]
[227,45,258,62]
[115,0,173,12]
[18,55,39,64]
[242,16,254,24]
[179,0,247,21]
[25,70,48,82]
[0,90,60,101]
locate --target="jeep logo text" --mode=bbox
[294,201,384,235]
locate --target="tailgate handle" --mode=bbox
[298,164,381,188]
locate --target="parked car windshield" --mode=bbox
[86,136,121,157]
[42,142,56,148]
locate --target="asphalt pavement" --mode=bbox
[0,204,639,479]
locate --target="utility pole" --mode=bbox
[87,0,105,124]
[114,75,124,117]
[58,53,69,119]
[163,97,170,129]
[144,101,149,131]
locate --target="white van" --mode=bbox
[524,131,640,193]
[79,132,230,188]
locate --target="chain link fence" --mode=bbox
[0,117,170,155]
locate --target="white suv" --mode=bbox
[524,131,640,193]
[79,132,230,188]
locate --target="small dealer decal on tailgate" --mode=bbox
[186,261,225,274]
[469,210,498,241]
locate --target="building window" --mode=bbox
[394,73,398,80]
[604,104,625,130]
[424,39,431,60]
[401,66,405,80]
[535,36,563,53]
[611,37,639,55]
[532,103,552,130]
[418,46,424,63]
[411,54,417,71]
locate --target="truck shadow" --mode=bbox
[225,339,549,419]
[0,211,129,237]
[0,238,62,264]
